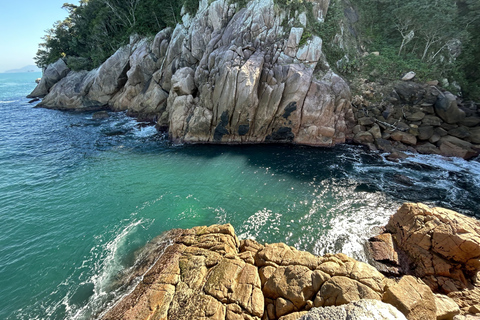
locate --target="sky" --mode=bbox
[0,0,71,73]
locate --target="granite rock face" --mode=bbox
[298,299,408,320]
[369,202,480,316]
[31,0,354,147]
[28,59,70,98]
[97,218,461,320]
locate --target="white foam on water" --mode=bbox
[132,125,157,138]
[12,218,151,320]
[404,153,480,181]
[294,179,401,262]
[70,218,147,320]
[237,208,283,241]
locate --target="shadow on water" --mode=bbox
[168,143,480,217]
[48,109,480,217]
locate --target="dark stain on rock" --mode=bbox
[282,102,297,119]
[265,127,294,142]
[238,124,249,136]
[214,111,230,141]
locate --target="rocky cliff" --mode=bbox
[29,0,355,146]
[95,203,480,320]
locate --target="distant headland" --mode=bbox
[3,65,41,73]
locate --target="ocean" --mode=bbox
[0,72,479,319]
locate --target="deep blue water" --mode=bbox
[0,72,479,319]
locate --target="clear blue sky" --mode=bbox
[0,1,72,72]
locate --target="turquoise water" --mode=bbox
[1,72,479,319]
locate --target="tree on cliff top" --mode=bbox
[355,0,479,100]
[34,0,184,71]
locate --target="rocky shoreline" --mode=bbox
[27,0,480,160]
[95,203,480,320]
[351,81,480,160]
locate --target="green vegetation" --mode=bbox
[36,0,479,100]
[273,0,479,100]
[354,0,480,100]
[35,0,186,71]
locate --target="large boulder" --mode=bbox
[438,135,478,159]
[99,215,474,320]
[387,203,480,286]
[36,70,100,110]
[379,203,480,314]
[28,59,70,98]
[434,92,466,124]
[382,276,437,320]
[298,299,407,320]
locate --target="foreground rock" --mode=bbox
[30,0,354,146]
[369,203,480,316]
[298,299,407,320]
[98,214,480,319]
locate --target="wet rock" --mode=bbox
[92,111,109,119]
[375,138,394,153]
[416,142,441,155]
[438,135,478,159]
[394,174,414,186]
[387,151,409,161]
